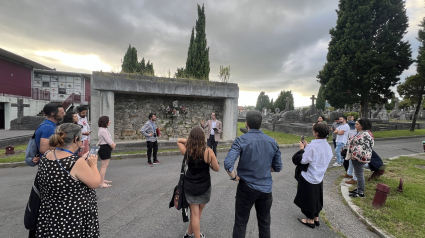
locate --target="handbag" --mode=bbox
[24,175,41,230]
[169,152,189,222]
[156,128,161,137]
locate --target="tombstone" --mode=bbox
[10,116,45,130]
[285,97,290,111]
[11,98,30,118]
[5,146,15,155]
[275,108,280,114]
[377,107,389,122]
[394,98,400,113]
[262,107,267,116]
[280,111,300,122]
[399,111,406,120]
[329,111,344,121]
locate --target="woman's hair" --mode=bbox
[318,116,325,121]
[186,126,206,160]
[49,123,82,148]
[63,111,77,124]
[313,123,329,139]
[98,116,109,128]
[357,118,372,130]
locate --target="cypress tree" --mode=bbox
[317,0,413,118]
[316,85,326,111]
[185,27,196,77]
[192,4,210,80]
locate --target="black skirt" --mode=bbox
[98,144,112,160]
[294,175,323,214]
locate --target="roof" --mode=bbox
[34,69,91,79]
[0,48,53,70]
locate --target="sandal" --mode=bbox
[99,184,113,188]
[298,218,315,229]
[104,180,112,184]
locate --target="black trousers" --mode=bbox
[233,180,273,238]
[207,134,218,156]
[146,141,158,162]
[302,210,319,220]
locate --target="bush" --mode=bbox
[344,112,360,120]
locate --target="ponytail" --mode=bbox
[49,131,66,147]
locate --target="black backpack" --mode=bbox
[24,175,41,230]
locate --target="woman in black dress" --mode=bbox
[35,123,101,237]
[177,126,220,238]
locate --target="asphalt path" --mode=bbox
[0,137,423,238]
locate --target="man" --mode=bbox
[331,117,340,160]
[200,112,222,156]
[224,111,282,238]
[77,106,91,156]
[140,113,161,167]
[333,116,350,167]
[30,103,65,166]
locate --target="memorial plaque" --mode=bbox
[74,83,82,89]
[59,88,67,94]
[74,77,82,83]
[34,81,42,87]
[66,83,73,88]
[66,88,73,94]
[34,74,42,81]
[50,94,58,100]
[58,94,67,100]
[66,77,74,82]
[51,75,58,82]
[58,76,66,82]
[42,82,50,87]
[42,75,50,82]
[50,88,58,93]
[59,82,66,88]
[50,82,58,87]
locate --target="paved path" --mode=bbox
[0,137,423,237]
[0,130,33,140]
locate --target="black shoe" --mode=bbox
[349,192,365,198]
[298,218,315,229]
[314,220,320,226]
[349,188,358,194]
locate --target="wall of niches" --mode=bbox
[114,94,224,140]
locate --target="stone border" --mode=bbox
[339,153,424,238]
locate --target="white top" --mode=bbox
[211,120,217,135]
[336,123,350,144]
[77,114,91,142]
[301,139,333,184]
[98,127,113,146]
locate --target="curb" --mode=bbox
[339,153,422,238]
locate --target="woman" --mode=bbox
[177,127,220,238]
[317,116,326,124]
[347,116,357,139]
[293,123,333,228]
[98,116,116,188]
[348,119,374,197]
[35,123,101,237]
[57,111,79,125]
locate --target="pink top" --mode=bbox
[98,127,114,146]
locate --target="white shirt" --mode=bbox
[211,120,217,135]
[301,139,333,184]
[336,123,350,144]
[77,114,91,142]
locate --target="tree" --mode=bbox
[179,4,210,80]
[218,65,230,82]
[121,45,155,75]
[269,98,274,111]
[316,85,326,111]
[255,92,271,111]
[273,90,294,111]
[317,0,413,118]
[397,16,425,131]
[385,94,396,111]
[398,98,412,109]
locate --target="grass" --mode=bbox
[372,129,425,138]
[351,157,425,238]
[0,144,27,163]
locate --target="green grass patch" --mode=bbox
[372,129,425,138]
[0,144,27,163]
[351,157,425,238]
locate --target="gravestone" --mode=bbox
[5,146,15,155]
[275,108,280,114]
[285,97,290,111]
[11,99,30,118]
[279,111,300,122]
[10,116,45,130]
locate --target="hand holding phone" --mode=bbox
[89,146,100,157]
[301,136,305,142]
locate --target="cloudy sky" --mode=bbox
[1,0,423,107]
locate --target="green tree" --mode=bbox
[121,45,138,73]
[398,98,412,109]
[269,98,274,112]
[385,94,396,111]
[218,65,230,82]
[316,85,326,111]
[317,0,413,118]
[255,92,271,111]
[273,90,294,111]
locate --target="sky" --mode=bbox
[0,0,424,107]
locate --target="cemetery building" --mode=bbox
[0,47,90,130]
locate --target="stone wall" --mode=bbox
[114,93,224,140]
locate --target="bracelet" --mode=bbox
[230,176,237,180]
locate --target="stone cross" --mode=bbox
[394,98,399,108]
[310,95,316,106]
[11,99,30,118]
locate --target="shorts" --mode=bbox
[98,144,112,160]
[185,187,211,205]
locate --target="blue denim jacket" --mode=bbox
[347,120,356,130]
[224,129,282,193]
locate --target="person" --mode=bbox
[140,113,161,166]
[367,150,386,181]
[348,119,374,198]
[35,123,101,237]
[77,106,91,157]
[347,116,357,139]
[332,116,350,167]
[30,103,65,166]
[177,127,220,238]
[293,123,333,229]
[98,116,116,188]
[316,116,326,124]
[58,111,79,125]
[200,112,222,157]
[330,117,340,160]
[224,110,282,238]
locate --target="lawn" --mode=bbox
[372,129,425,138]
[351,157,425,238]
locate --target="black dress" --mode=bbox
[36,153,99,237]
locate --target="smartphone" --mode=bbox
[88,146,100,158]
[301,136,305,142]
[213,128,218,131]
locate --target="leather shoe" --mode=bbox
[298,218,315,229]
[345,179,357,184]
[340,174,353,178]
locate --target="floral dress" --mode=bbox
[348,130,374,163]
[36,152,99,237]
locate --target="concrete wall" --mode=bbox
[90,72,239,143]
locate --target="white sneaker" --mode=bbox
[332,162,341,167]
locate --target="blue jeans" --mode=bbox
[347,159,357,181]
[335,143,345,164]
